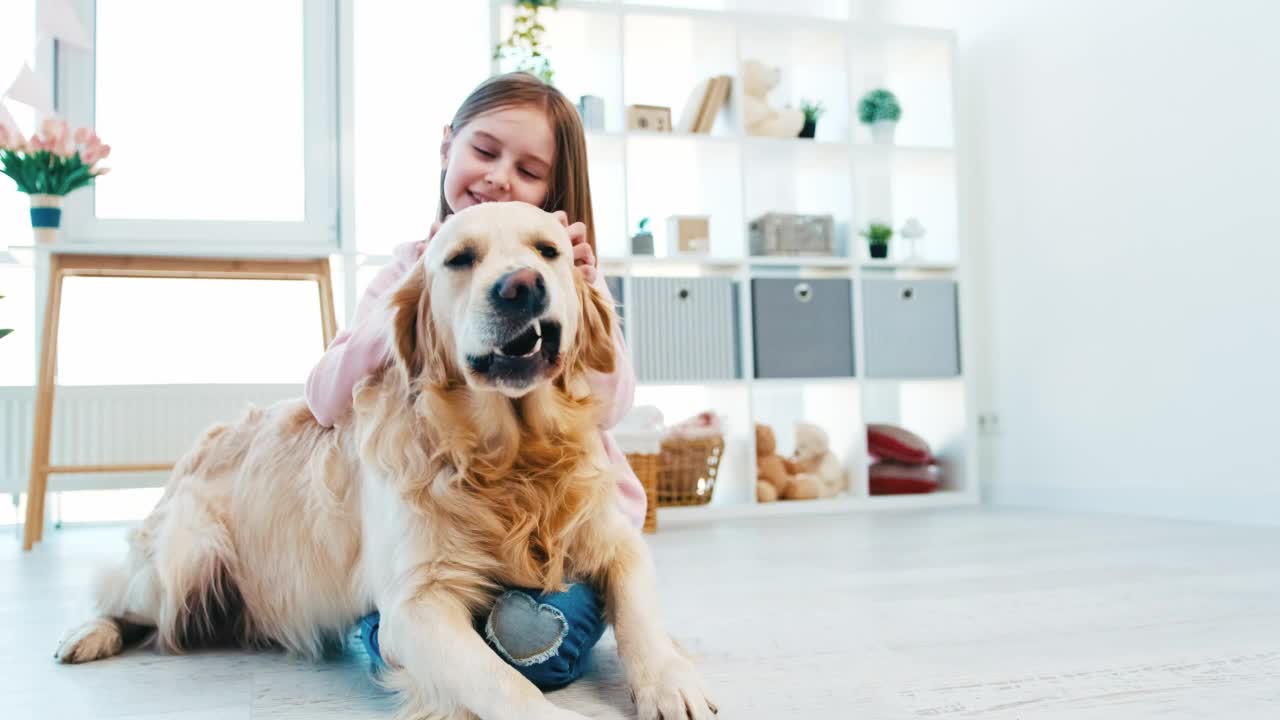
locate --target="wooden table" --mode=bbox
[22,253,337,550]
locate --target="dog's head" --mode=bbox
[390,202,615,397]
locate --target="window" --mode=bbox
[0,0,36,258]
[1,3,505,523]
[0,255,35,386]
[55,276,327,385]
[57,0,338,251]
[94,0,306,222]
[1,2,36,387]
[351,1,489,257]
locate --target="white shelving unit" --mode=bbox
[491,0,978,520]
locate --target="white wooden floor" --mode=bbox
[4,507,1279,719]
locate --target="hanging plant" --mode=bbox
[493,0,560,84]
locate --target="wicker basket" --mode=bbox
[655,435,725,507]
[627,452,660,533]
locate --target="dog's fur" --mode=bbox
[56,203,714,720]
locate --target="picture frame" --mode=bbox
[626,104,673,133]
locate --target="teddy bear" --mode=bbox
[741,59,806,138]
[756,423,819,502]
[790,422,848,498]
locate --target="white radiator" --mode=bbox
[0,384,304,495]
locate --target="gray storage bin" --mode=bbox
[862,278,960,378]
[751,278,854,378]
[630,277,739,382]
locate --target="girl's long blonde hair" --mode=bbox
[438,72,597,251]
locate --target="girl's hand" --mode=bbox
[552,210,596,284]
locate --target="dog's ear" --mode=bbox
[564,274,616,386]
[390,264,447,386]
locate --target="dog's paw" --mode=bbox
[55,618,124,664]
[631,652,717,720]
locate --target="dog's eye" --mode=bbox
[536,243,560,260]
[445,250,476,269]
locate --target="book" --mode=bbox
[693,75,732,133]
[677,77,713,133]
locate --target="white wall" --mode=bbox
[888,0,1280,525]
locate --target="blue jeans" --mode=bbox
[359,582,607,691]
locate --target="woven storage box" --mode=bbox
[748,212,836,256]
[627,452,660,532]
[656,435,724,507]
[616,425,662,532]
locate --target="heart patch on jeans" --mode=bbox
[485,590,570,666]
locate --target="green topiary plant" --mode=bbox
[861,222,893,245]
[799,99,826,124]
[858,88,902,125]
[493,0,559,84]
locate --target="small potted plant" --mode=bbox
[0,118,111,243]
[861,222,893,259]
[798,99,825,139]
[858,88,902,144]
[631,216,654,255]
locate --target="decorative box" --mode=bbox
[748,212,835,256]
[626,104,672,132]
[666,215,710,255]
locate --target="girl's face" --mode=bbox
[441,105,555,214]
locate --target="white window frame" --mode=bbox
[53,0,340,259]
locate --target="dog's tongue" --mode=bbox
[498,325,540,357]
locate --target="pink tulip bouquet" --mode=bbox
[0,118,110,241]
[0,117,111,196]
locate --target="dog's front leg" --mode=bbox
[379,591,589,720]
[605,531,717,720]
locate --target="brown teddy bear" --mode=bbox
[756,423,820,502]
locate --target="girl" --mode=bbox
[305,72,647,689]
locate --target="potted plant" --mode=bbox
[631,216,654,255]
[0,118,111,243]
[858,88,902,144]
[798,99,825,139]
[861,222,893,259]
[493,0,559,84]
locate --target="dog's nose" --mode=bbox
[491,268,547,317]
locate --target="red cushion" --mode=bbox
[869,461,941,495]
[867,424,932,465]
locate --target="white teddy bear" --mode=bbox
[791,422,849,498]
[741,59,806,138]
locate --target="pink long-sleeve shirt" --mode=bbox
[305,240,647,529]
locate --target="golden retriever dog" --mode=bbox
[55,202,715,720]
